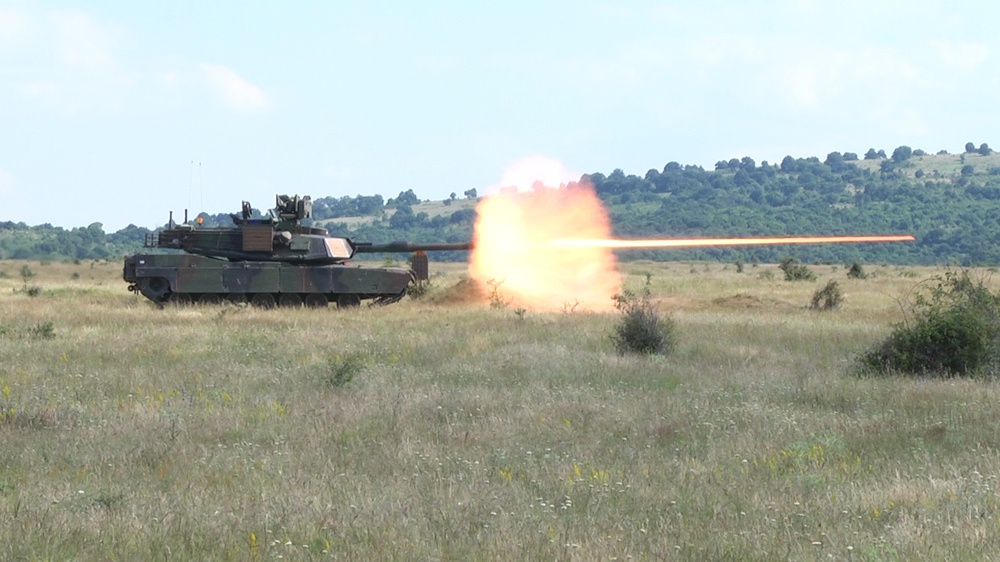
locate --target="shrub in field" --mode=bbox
[811,280,843,311]
[611,277,676,356]
[779,257,816,281]
[487,279,511,310]
[28,322,55,339]
[847,262,867,279]
[859,270,1000,377]
[408,280,430,300]
[326,353,364,388]
[0,322,55,339]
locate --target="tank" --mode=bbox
[123,194,472,308]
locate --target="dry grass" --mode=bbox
[2,259,1000,560]
[850,150,1000,179]
[314,199,477,230]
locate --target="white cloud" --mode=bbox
[48,9,117,69]
[0,8,29,45]
[157,70,180,89]
[0,7,131,110]
[200,63,270,112]
[931,39,989,72]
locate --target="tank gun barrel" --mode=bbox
[353,241,474,254]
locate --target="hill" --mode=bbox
[3,143,1000,264]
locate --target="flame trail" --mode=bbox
[549,234,915,249]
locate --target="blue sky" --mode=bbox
[2,0,998,230]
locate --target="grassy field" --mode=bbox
[314,199,478,230]
[2,259,1000,560]
[850,150,1000,180]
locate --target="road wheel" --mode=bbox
[278,294,302,308]
[251,293,276,309]
[138,277,171,302]
[304,294,328,308]
[336,293,362,308]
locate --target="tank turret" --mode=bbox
[123,195,472,308]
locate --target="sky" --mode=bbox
[1,0,998,231]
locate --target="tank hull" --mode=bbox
[123,253,413,308]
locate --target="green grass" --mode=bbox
[1,259,999,559]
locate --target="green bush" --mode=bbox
[407,280,430,300]
[810,280,843,311]
[779,257,816,281]
[847,262,867,279]
[326,353,364,388]
[611,277,676,356]
[27,322,55,339]
[859,271,1000,377]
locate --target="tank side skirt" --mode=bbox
[131,254,412,302]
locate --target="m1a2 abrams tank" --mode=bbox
[123,194,472,308]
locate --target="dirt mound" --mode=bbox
[426,277,485,305]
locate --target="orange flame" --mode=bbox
[469,182,622,312]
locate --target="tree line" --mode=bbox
[2,143,997,265]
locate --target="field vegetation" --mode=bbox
[2,259,1000,559]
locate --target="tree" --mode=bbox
[388,189,419,207]
[463,188,478,199]
[389,204,415,228]
[864,148,879,160]
[825,151,846,172]
[780,155,798,172]
[962,164,975,176]
[877,149,887,159]
[966,142,977,153]
[979,143,992,156]
[891,145,913,163]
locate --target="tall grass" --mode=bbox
[1,259,999,559]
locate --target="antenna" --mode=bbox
[199,161,203,213]
[188,160,194,211]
